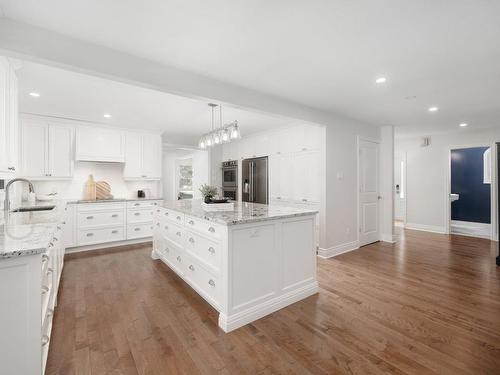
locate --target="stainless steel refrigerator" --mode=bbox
[241,156,268,204]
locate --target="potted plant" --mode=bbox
[199,184,218,203]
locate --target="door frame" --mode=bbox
[445,143,497,241]
[394,152,407,227]
[357,136,381,246]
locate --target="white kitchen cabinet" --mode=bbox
[75,126,125,163]
[0,57,18,177]
[292,151,321,203]
[123,132,161,179]
[238,138,256,159]
[21,121,73,179]
[254,133,270,158]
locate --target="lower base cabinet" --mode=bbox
[152,205,318,333]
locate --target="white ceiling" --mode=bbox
[2,1,500,136]
[16,62,294,145]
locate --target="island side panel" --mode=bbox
[219,214,318,332]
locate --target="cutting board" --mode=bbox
[96,181,113,200]
[84,175,96,200]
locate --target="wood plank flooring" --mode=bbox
[46,230,500,375]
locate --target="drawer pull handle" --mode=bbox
[57,225,61,230]
[176,231,181,236]
[86,233,94,237]
[48,242,54,248]
[153,202,158,206]
[53,237,58,241]
[47,308,54,318]
[208,279,215,287]
[165,247,169,253]
[86,216,94,219]
[189,265,195,271]
[156,223,160,227]
[134,228,141,231]
[188,220,194,225]
[164,226,169,230]
[42,254,49,262]
[41,285,49,294]
[111,230,118,234]
[134,203,140,206]
[208,247,215,254]
[112,214,118,217]
[47,267,54,274]
[164,212,169,216]
[208,227,215,233]
[189,237,195,244]
[42,335,50,346]
[176,216,181,221]
[177,256,181,262]
[156,209,160,212]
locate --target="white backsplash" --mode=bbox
[32,162,161,200]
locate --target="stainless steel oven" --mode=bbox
[222,160,238,188]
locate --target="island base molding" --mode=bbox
[218,281,318,332]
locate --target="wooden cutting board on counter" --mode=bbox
[84,175,96,200]
[96,181,113,200]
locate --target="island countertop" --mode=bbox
[0,201,66,259]
[160,199,318,226]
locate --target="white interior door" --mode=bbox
[359,139,380,246]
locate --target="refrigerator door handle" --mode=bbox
[249,162,254,202]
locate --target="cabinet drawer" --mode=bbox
[159,208,184,225]
[77,210,124,228]
[185,255,219,306]
[160,220,184,248]
[77,202,125,212]
[162,237,185,276]
[127,223,153,239]
[127,200,162,209]
[127,208,154,224]
[77,226,125,245]
[185,230,221,271]
[185,215,222,240]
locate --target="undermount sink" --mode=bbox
[10,205,56,213]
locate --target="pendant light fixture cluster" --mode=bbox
[199,103,241,149]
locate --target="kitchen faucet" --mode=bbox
[4,178,35,212]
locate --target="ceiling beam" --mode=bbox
[0,17,360,127]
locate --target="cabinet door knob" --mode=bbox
[176,231,181,236]
[176,216,181,221]
[111,230,118,234]
[189,237,195,244]
[41,285,49,294]
[188,220,194,225]
[189,265,195,271]
[208,227,215,233]
[134,212,140,216]
[176,256,181,262]
[208,279,215,287]
[42,335,50,346]
[164,225,169,230]
[208,247,215,254]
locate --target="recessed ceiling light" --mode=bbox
[103,113,112,118]
[29,92,40,98]
[459,123,468,127]
[428,106,439,112]
[375,77,387,84]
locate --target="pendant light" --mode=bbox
[198,103,241,149]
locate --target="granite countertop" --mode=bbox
[0,201,66,259]
[161,199,318,226]
[67,197,163,204]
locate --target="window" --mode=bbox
[177,158,193,199]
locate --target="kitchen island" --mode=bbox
[152,199,318,332]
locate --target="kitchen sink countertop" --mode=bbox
[0,200,66,259]
[161,199,318,226]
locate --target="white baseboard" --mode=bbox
[317,240,360,258]
[218,281,318,333]
[405,223,446,234]
[65,238,152,254]
[380,233,396,243]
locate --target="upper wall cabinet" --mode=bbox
[0,57,19,177]
[123,132,162,180]
[21,121,73,179]
[75,126,125,163]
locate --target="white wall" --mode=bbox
[33,162,160,200]
[395,127,500,237]
[162,147,209,201]
[321,119,381,256]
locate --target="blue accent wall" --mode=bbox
[451,147,491,223]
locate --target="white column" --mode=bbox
[379,125,395,242]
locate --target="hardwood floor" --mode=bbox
[46,230,500,375]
